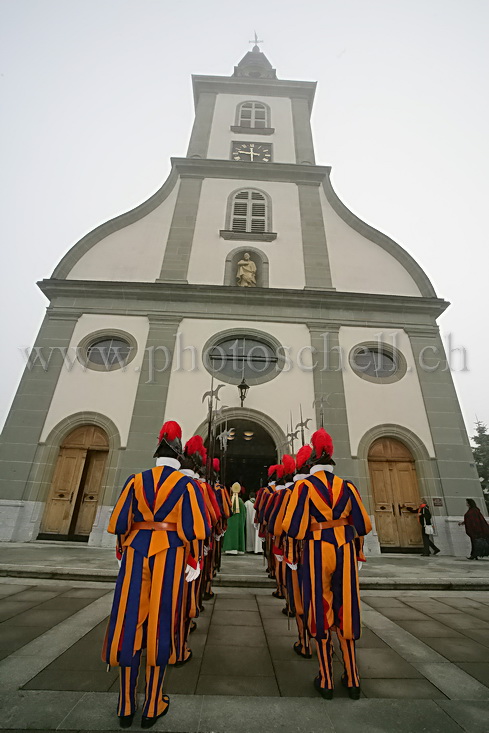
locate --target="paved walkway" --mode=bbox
[0,561,488,731]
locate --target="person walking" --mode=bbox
[283,428,372,700]
[408,500,440,556]
[102,421,209,729]
[458,498,489,559]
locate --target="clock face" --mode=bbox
[232,142,272,163]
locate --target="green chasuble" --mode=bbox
[222,497,246,552]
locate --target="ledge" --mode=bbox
[230,126,275,135]
[219,229,277,242]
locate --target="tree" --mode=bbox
[472,421,489,509]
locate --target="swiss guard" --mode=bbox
[283,428,372,699]
[102,421,210,728]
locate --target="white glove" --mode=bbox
[203,545,209,556]
[117,559,121,569]
[185,563,201,582]
[286,562,298,570]
[274,554,283,562]
[358,562,363,572]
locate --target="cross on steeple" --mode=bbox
[249,31,263,51]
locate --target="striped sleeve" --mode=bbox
[282,480,310,539]
[177,479,211,543]
[107,474,135,535]
[346,481,372,537]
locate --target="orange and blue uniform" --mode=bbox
[102,465,209,718]
[283,470,371,690]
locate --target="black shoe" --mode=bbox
[433,548,440,555]
[203,591,214,601]
[119,713,135,728]
[272,590,285,599]
[174,649,192,668]
[314,676,333,699]
[341,674,361,699]
[420,553,430,557]
[293,641,312,659]
[141,698,170,729]
[190,621,197,633]
[282,607,295,617]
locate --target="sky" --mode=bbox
[1,0,488,437]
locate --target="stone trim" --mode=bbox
[201,326,284,386]
[230,126,275,135]
[322,174,437,298]
[186,92,217,158]
[298,183,333,290]
[192,74,317,110]
[223,246,270,288]
[0,313,79,502]
[158,176,203,282]
[192,406,287,459]
[291,97,315,165]
[39,279,449,322]
[173,157,330,184]
[349,340,408,385]
[220,230,277,242]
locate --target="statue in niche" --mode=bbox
[236,252,257,287]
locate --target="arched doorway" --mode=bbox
[368,437,423,552]
[39,425,109,541]
[208,418,277,496]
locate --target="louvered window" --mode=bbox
[238,101,269,129]
[231,190,268,233]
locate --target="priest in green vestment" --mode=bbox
[223,482,246,554]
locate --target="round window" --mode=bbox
[78,330,138,372]
[349,342,407,384]
[87,338,132,367]
[203,331,284,386]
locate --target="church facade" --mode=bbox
[0,47,482,555]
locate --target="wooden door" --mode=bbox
[40,425,109,538]
[40,447,87,534]
[72,450,108,536]
[368,438,422,550]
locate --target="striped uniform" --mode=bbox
[102,465,210,717]
[268,483,310,655]
[283,471,372,690]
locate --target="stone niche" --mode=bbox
[223,247,269,288]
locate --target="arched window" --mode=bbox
[220,188,276,241]
[231,190,268,233]
[237,101,270,129]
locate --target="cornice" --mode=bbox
[192,75,317,111]
[174,157,329,184]
[39,279,449,323]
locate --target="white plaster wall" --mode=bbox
[40,314,150,447]
[163,319,316,442]
[187,178,305,289]
[207,94,296,163]
[339,327,435,458]
[320,190,422,297]
[67,180,180,282]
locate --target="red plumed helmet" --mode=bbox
[268,464,279,478]
[184,435,203,457]
[296,444,312,470]
[282,454,296,477]
[275,464,285,480]
[311,428,334,460]
[213,458,220,472]
[158,421,182,443]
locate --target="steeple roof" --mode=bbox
[233,44,277,79]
